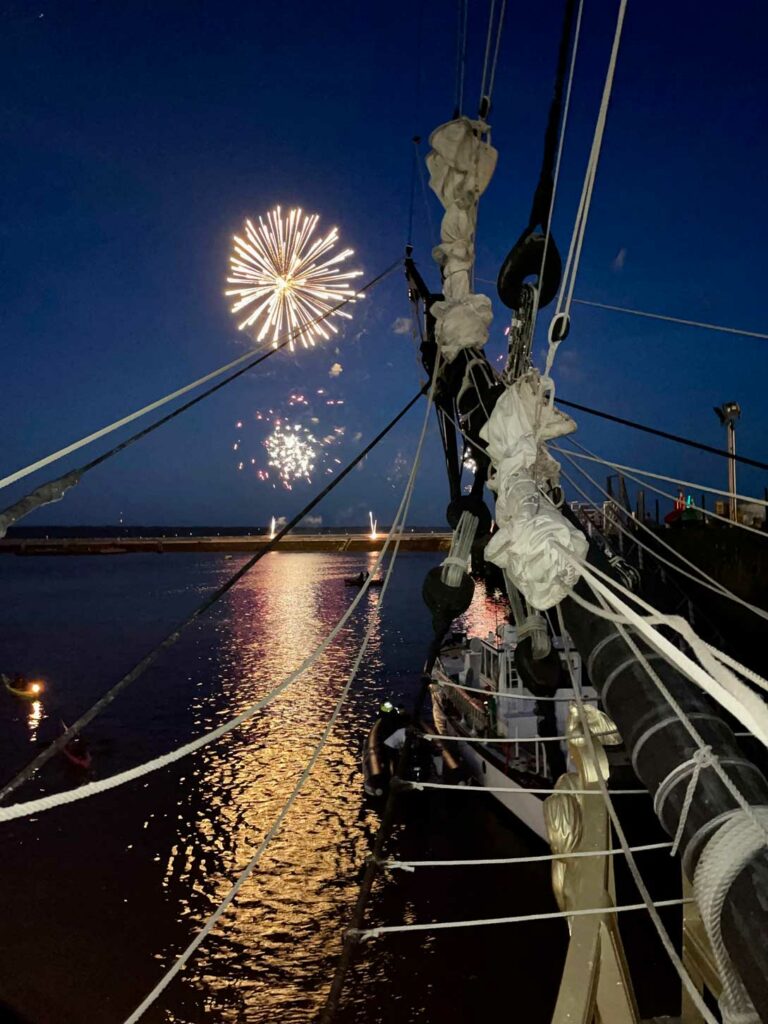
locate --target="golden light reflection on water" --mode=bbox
[26,699,44,743]
[162,553,385,1019]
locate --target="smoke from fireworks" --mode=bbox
[226,207,363,350]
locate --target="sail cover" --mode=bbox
[427,117,497,362]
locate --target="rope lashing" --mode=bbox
[663,746,717,857]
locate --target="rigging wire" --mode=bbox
[556,397,768,472]
[478,0,497,108]
[454,0,469,116]
[525,0,584,349]
[557,459,768,626]
[0,384,428,804]
[485,0,507,107]
[121,356,441,1024]
[561,446,768,508]
[573,298,768,343]
[545,0,628,376]
[563,436,768,541]
[0,260,400,497]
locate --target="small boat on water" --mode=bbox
[2,674,45,701]
[61,723,92,770]
[362,702,466,797]
[344,574,384,588]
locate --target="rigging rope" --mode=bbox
[0,260,400,498]
[563,436,768,541]
[556,451,768,624]
[545,0,628,376]
[525,0,583,347]
[403,780,647,795]
[122,352,440,1024]
[0,385,427,804]
[556,397,768,472]
[562,446,768,509]
[573,298,768,342]
[351,898,692,942]
[381,842,673,870]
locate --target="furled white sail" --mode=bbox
[427,117,497,362]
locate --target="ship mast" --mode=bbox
[408,0,768,1015]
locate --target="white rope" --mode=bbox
[545,0,628,377]
[381,842,672,870]
[423,732,569,744]
[0,341,275,492]
[352,898,692,942]
[440,511,477,586]
[478,0,497,105]
[558,447,768,623]
[574,557,768,701]
[555,605,719,1023]
[694,809,768,1024]
[0,280,379,493]
[436,678,574,702]
[572,298,768,343]
[0,363,443,828]
[404,780,646,796]
[565,564,768,854]
[565,436,768,541]
[668,746,715,858]
[122,350,441,1024]
[561,446,768,509]
[577,564,768,748]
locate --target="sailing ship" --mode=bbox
[2,1,768,1022]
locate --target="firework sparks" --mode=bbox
[264,421,317,489]
[226,206,363,350]
[369,511,378,539]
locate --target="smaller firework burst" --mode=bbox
[264,421,317,489]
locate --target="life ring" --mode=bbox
[497,231,562,311]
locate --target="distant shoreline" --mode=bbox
[0,532,453,556]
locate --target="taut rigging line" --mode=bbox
[0,259,401,537]
[0,383,427,804]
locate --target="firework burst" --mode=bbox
[226,206,363,350]
[264,422,317,489]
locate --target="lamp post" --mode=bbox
[714,402,741,523]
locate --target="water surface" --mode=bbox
[0,551,563,1023]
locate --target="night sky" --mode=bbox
[2,0,767,529]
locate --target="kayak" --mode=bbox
[344,577,384,587]
[2,674,44,701]
[61,722,92,770]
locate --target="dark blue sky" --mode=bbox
[2,0,767,527]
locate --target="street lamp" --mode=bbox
[714,402,741,523]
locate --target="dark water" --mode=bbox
[0,552,566,1024]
